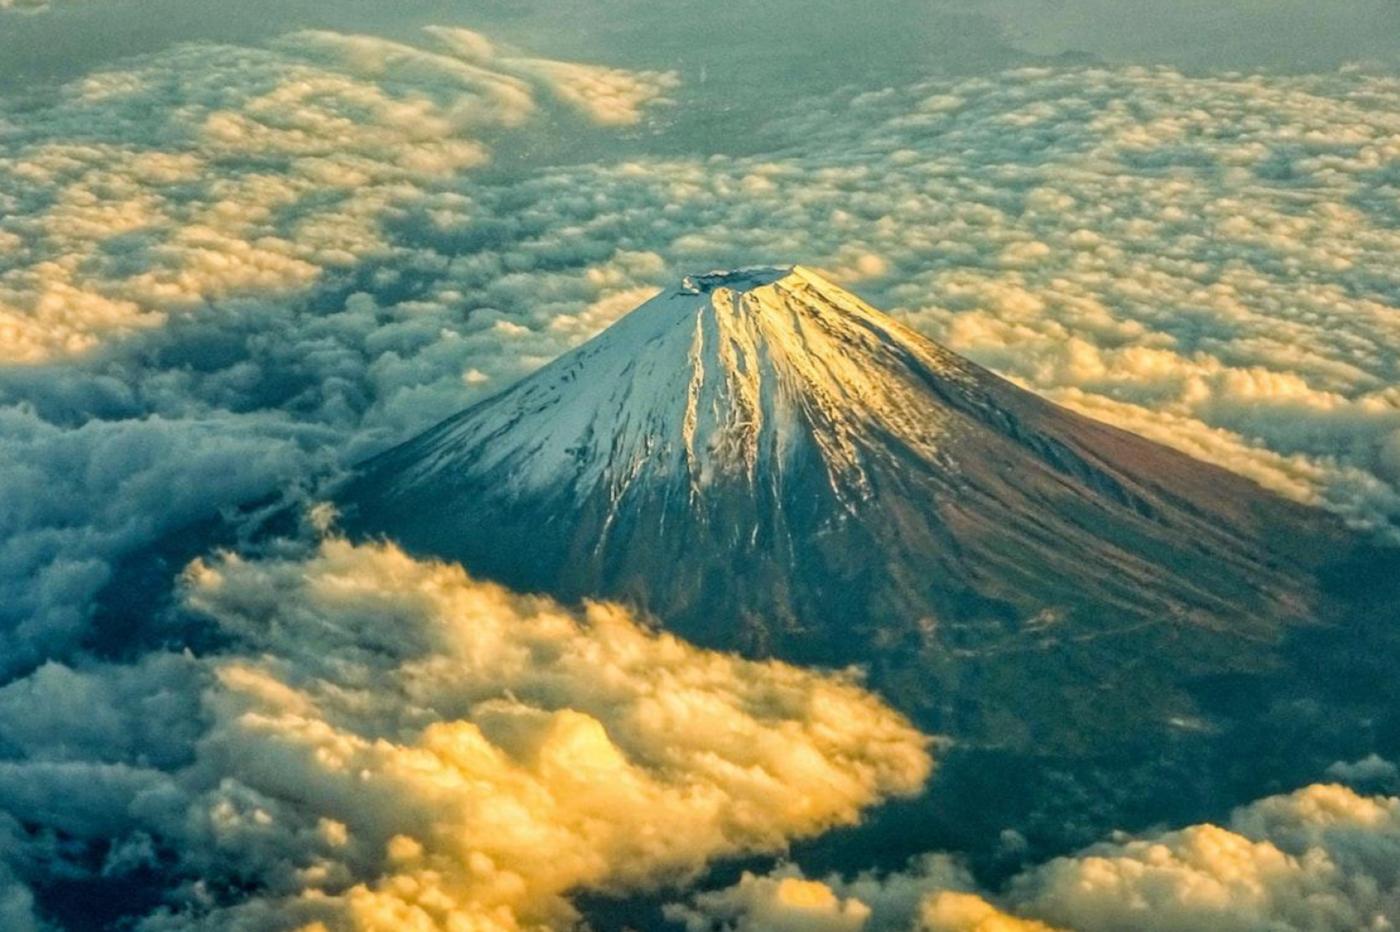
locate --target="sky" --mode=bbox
[3,1,1400,930]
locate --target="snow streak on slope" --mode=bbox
[391,266,976,508]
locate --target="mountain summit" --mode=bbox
[341,266,1347,747]
[363,265,991,508]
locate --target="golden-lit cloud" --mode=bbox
[669,856,1052,932]
[0,26,675,364]
[0,539,929,930]
[672,782,1400,932]
[671,868,875,931]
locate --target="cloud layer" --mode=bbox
[0,538,930,929]
[672,780,1400,932]
[0,26,674,364]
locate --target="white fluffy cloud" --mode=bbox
[673,781,1400,932]
[1009,783,1400,931]
[0,538,930,930]
[0,26,674,363]
[0,404,331,680]
[501,56,679,127]
[668,857,995,932]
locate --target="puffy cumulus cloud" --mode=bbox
[1008,783,1400,931]
[668,867,876,931]
[673,781,1400,932]
[0,25,674,363]
[1327,755,1400,794]
[419,26,680,128]
[917,894,1056,932]
[0,649,207,930]
[668,858,1060,932]
[666,858,993,932]
[0,539,930,929]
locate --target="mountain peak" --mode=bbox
[342,271,1341,750]
[656,265,867,329]
[676,266,797,295]
[369,262,968,502]
[665,265,881,329]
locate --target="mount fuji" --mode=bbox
[339,266,1354,749]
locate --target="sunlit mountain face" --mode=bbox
[3,3,1400,931]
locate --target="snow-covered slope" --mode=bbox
[384,266,971,503]
[341,266,1350,750]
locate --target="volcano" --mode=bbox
[340,266,1353,749]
